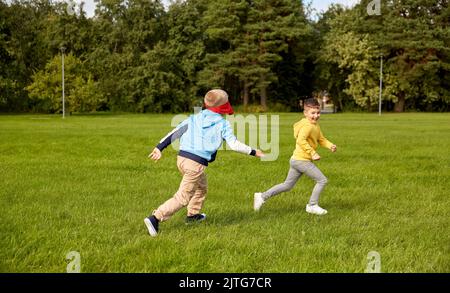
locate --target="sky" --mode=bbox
[65,0,360,18]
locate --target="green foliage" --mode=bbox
[316,0,450,112]
[200,0,312,109]
[323,32,380,110]
[1,0,449,113]
[88,0,169,112]
[26,53,104,113]
[0,0,53,112]
[135,42,190,113]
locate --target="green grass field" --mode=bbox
[1,113,449,272]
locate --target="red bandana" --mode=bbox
[206,101,234,115]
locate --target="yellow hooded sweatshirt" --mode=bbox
[292,118,333,161]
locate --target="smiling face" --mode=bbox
[304,106,321,124]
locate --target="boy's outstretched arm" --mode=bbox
[148,119,189,162]
[318,128,336,152]
[222,120,264,158]
[226,138,265,158]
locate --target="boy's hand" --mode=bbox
[255,149,265,158]
[330,144,337,153]
[312,153,321,161]
[149,148,162,161]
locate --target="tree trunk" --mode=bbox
[338,98,343,112]
[260,75,267,111]
[394,93,405,112]
[243,83,249,107]
[260,86,267,111]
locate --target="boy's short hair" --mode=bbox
[204,89,229,107]
[303,98,320,110]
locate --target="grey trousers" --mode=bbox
[261,159,328,205]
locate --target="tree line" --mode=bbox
[1,0,449,113]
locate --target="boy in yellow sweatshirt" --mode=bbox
[254,98,337,215]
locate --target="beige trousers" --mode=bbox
[153,156,207,221]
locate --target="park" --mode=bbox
[0,0,449,274]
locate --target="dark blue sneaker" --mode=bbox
[144,215,159,237]
[185,213,207,224]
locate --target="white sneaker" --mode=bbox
[306,204,328,215]
[254,193,265,211]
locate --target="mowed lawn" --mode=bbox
[0,112,449,273]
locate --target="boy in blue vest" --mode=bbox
[145,89,264,236]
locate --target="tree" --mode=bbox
[88,0,168,111]
[2,0,449,113]
[374,0,450,112]
[26,53,104,113]
[322,31,380,110]
[319,0,450,112]
[0,0,56,112]
[201,0,310,110]
[199,0,250,104]
[163,0,209,107]
[313,4,353,111]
